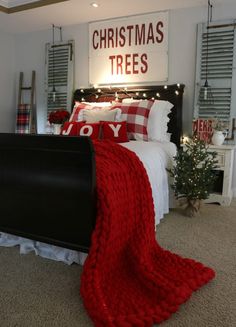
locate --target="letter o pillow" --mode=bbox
[78,122,100,140]
[102,121,128,143]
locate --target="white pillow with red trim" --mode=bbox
[70,102,111,122]
[69,101,121,122]
[110,100,153,141]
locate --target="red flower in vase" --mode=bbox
[49,109,70,124]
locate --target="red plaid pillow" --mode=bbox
[111,100,153,141]
[101,121,129,143]
[61,121,80,135]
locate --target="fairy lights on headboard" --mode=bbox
[76,83,184,102]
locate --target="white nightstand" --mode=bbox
[205,144,236,206]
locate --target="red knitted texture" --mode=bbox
[80,140,215,326]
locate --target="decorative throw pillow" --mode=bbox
[69,102,112,122]
[83,109,120,123]
[77,122,101,140]
[101,121,129,143]
[111,100,153,141]
[61,121,80,135]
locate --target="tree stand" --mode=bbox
[179,199,202,217]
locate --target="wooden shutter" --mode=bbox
[194,21,236,121]
[45,40,74,117]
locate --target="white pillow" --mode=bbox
[147,100,174,141]
[83,109,121,123]
[79,108,122,122]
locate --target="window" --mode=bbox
[194,20,236,125]
[45,40,74,118]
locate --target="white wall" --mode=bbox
[0,30,16,132]
[7,2,236,195]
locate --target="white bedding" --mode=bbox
[0,140,176,265]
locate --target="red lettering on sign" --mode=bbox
[127,25,134,46]
[100,29,106,49]
[93,30,99,49]
[156,21,164,43]
[147,23,155,44]
[135,24,145,45]
[141,53,148,73]
[108,28,114,48]
[119,26,126,47]
[125,54,131,74]
[109,53,148,75]
[109,55,116,75]
[133,53,139,74]
[117,55,123,74]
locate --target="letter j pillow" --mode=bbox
[102,121,128,143]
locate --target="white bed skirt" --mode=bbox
[0,232,88,265]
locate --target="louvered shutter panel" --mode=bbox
[45,41,74,117]
[194,21,236,122]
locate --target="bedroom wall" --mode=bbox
[11,2,236,195]
[0,30,16,132]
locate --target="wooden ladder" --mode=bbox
[16,71,37,134]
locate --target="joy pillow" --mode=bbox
[77,122,101,140]
[61,121,80,135]
[102,121,128,143]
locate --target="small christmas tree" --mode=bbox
[169,136,218,217]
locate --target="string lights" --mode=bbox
[77,83,183,101]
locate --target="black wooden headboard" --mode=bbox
[73,84,184,147]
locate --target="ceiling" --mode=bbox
[0,0,234,34]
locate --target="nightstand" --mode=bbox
[205,144,235,206]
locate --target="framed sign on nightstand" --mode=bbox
[205,144,236,206]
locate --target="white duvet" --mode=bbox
[0,141,176,265]
[122,140,176,225]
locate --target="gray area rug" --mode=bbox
[0,201,235,327]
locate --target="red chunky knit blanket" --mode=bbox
[81,140,215,326]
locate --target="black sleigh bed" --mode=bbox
[0,84,184,254]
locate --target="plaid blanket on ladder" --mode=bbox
[16,104,31,134]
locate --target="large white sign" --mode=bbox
[89,12,168,85]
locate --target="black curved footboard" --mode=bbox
[0,133,96,253]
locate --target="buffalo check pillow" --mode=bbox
[111,100,153,141]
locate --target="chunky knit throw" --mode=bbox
[81,141,215,326]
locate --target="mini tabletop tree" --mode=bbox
[169,135,218,217]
